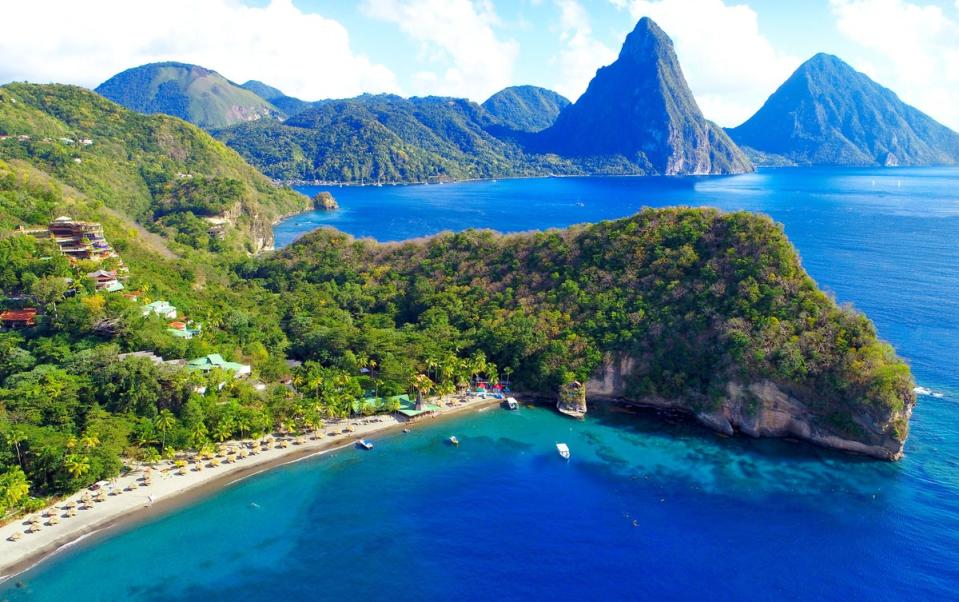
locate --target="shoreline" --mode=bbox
[0,394,503,582]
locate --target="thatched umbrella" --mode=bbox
[64,500,77,510]
[278,439,290,449]
[209,457,221,468]
[178,466,188,475]
[29,518,41,533]
[9,531,22,541]
[48,515,60,525]
[238,449,249,459]
[295,435,305,446]
[95,490,107,502]
[68,508,77,518]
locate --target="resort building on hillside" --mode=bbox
[167,320,202,339]
[118,351,168,365]
[48,217,119,263]
[87,269,123,292]
[143,300,178,319]
[187,354,251,378]
[0,308,38,329]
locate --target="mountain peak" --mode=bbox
[534,17,752,175]
[618,17,673,62]
[728,53,959,166]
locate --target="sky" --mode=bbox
[1,0,957,129]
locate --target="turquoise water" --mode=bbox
[5,167,959,600]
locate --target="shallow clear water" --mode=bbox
[6,167,959,600]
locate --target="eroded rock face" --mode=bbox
[587,354,913,460]
[557,381,587,418]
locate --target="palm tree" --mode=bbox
[153,410,177,452]
[4,427,26,470]
[213,421,233,443]
[80,433,100,451]
[409,373,434,408]
[64,454,90,482]
[502,366,514,388]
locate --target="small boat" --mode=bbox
[403,428,412,433]
[556,443,570,460]
[505,397,518,410]
[356,439,374,450]
[448,436,459,446]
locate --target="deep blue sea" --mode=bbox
[5,167,959,600]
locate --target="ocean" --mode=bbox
[5,167,958,600]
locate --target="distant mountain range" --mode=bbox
[91,18,959,182]
[728,54,959,167]
[96,62,281,129]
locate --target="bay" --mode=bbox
[6,167,959,600]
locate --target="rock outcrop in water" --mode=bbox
[588,354,913,460]
[312,192,339,211]
[557,381,588,418]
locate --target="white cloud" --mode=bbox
[610,0,800,126]
[0,0,399,101]
[551,0,618,101]
[360,0,518,101]
[830,0,959,130]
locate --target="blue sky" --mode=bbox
[1,0,957,128]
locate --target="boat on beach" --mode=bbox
[357,439,374,450]
[448,435,459,446]
[556,443,570,460]
[505,397,518,410]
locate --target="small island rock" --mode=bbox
[312,192,339,211]
[557,381,587,418]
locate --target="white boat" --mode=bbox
[506,397,518,410]
[448,435,459,446]
[556,443,570,460]
[356,439,374,450]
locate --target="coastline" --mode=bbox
[0,394,503,582]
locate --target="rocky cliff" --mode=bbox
[588,354,914,460]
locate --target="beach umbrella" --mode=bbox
[49,515,60,525]
[9,531,22,541]
[295,435,305,445]
[95,491,107,502]
[68,508,77,517]
[178,466,188,475]
[64,500,76,510]
[210,458,220,468]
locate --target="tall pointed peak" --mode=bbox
[618,17,674,62]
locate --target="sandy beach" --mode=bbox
[0,393,503,581]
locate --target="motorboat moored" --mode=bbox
[556,443,570,460]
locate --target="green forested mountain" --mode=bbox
[95,62,283,129]
[214,94,578,183]
[482,86,570,133]
[239,80,312,117]
[728,54,959,166]
[534,18,752,175]
[0,83,308,254]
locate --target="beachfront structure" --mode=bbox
[187,354,251,378]
[143,300,177,319]
[87,269,123,292]
[352,394,441,419]
[0,308,37,329]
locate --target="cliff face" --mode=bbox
[588,354,914,460]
